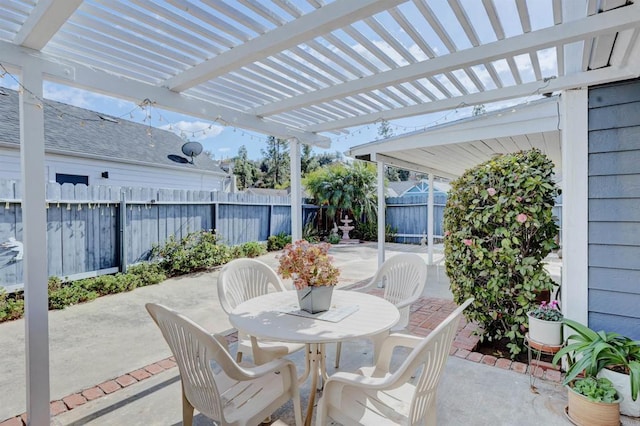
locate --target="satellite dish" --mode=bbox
[181,141,203,163]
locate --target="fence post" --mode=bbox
[119,190,127,273]
[268,204,273,237]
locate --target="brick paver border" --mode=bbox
[0,297,562,426]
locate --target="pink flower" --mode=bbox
[444,230,451,237]
[463,239,473,246]
[516,196,523,202]
[516,213,527,223]
[487,187,496,196]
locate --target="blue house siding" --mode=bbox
[588,78,640,339]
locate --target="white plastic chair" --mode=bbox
[218,258,305,365]
[146,303,302,426]
[317,298,473,426]
[335,253,428,367]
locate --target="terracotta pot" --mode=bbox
[599,368,640,417]
[527,312,563,346]
[567,385,620,426]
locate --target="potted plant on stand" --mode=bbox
[552,319,629,425]
[527,300,563,350]
[553,319,640,417]
[278,240,340,313]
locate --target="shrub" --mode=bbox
[443,149,560,357]
[267,232,291,251]
[153,230,232,275]
[127,262,166,287]
[48,278,98,310]
[241,241,267,258]
[353,220,396,242]
[230,244,246,259]
[0,289,24,321]
[327,232,341,244]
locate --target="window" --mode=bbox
[55,173,88,185]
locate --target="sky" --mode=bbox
[0,0,555,161]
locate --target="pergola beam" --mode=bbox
[304,65,635,132]
[0,42,330,147]
[370,153,458,180]
[13,0,83,50]
[256,4,640,119]
[347,97,561,154]
[164,0,406,92]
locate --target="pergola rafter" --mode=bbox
[2,3,640,425]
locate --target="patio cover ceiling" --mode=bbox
[346,95,562,179]
[1,0,640,148]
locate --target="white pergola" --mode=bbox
[1,0,640,424]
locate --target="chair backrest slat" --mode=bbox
[374,254,428,329]
[147,303,229,422]
[218,259,286,314]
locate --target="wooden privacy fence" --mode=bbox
[386,194,563,245]
[0,180,293,291]
[0,179,563,292]
[386,194,448,244]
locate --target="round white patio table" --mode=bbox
[228,289,400,426]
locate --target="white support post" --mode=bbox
[561,88,589,325]
[377,160,385,269]
[427,173,435,265]
[290,138,302,241]
[20,67,50,426]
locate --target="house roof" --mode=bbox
[387,179,450,197]
[387,181,415,197]
[0,89,225,174]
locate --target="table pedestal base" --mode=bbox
[303,343,329,426]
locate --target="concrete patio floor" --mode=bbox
[1,242,637,425]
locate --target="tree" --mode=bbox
[303,161,378,228]
[377,119,408,181]
[233,145,256,190]
[443,149,560,358]
[260,136,290,188]
[377,119,394,140]
[472,104,486,116]
[301,144,320,176]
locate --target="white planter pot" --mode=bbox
[599,368,640,417]
[527,312,563,346]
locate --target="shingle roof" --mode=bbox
[0,89,224,174]
[387,181,415,197]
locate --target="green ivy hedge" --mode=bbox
[443,149,560,357]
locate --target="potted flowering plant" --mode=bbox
[278,240,340,313]
[527,300,563,347]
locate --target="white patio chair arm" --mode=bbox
[395,297,419,310]
[375,333,423,372]
[238,358,295,379]
[324,371,394,391]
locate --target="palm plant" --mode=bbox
[552,318,640,401]
[303,161,378,228]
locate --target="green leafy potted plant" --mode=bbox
[564,377,621,426]
[278,240,340,313]
[527,300,563,347]
[553,319,640,417]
